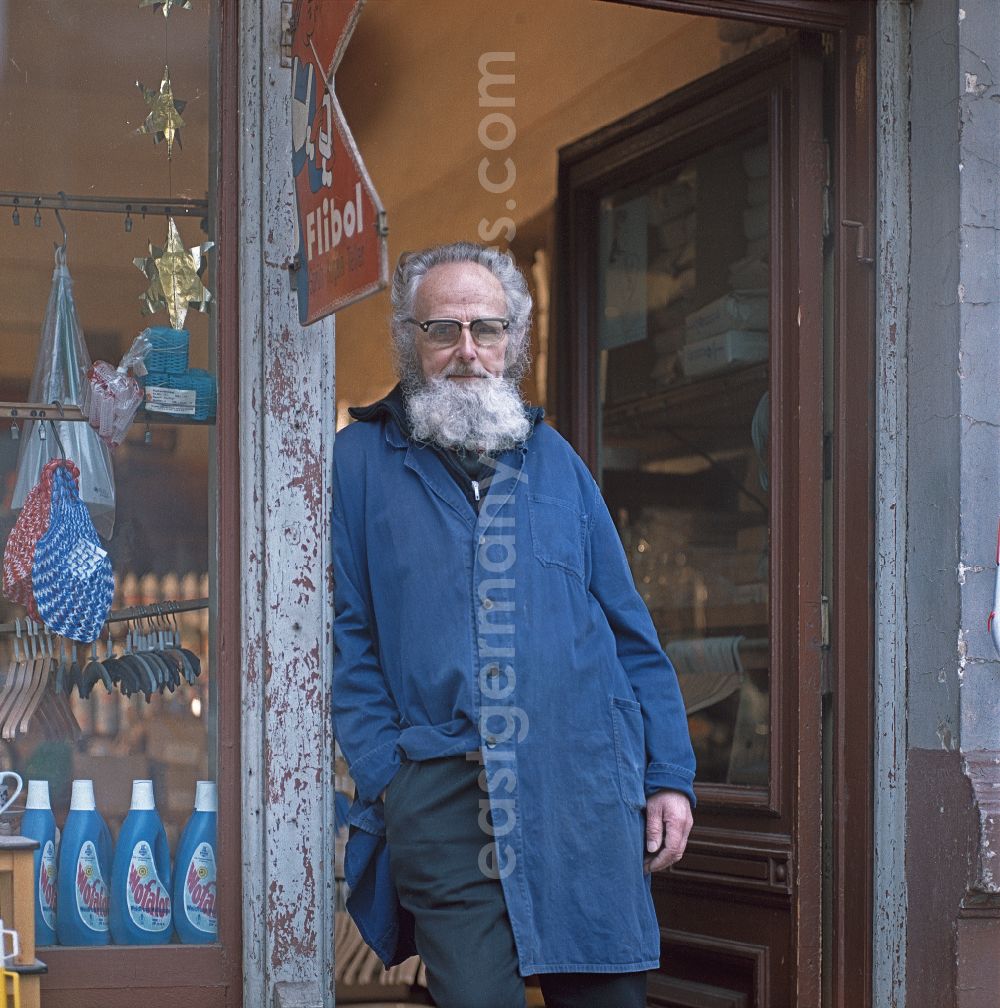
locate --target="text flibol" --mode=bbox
[305,181,363,261]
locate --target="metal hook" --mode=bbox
[55,192,69,251]
[47,418,67,461]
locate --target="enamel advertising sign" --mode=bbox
[291,0,388,325]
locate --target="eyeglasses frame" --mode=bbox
[405,316,511,347]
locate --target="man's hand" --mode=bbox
[643,789,693,874]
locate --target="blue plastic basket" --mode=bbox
[144,326,190,374]
[142,368,217,421]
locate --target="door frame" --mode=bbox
[593,3,876,1005]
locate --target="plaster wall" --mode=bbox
[902,0,1000,1004]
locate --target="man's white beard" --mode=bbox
[406,366,531,453]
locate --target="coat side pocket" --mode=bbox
[611,696,647,811]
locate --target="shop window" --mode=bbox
[0,1,234,998]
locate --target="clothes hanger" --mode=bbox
[1,622,36,740]
[0,623,24,734]
[18,626,57,737]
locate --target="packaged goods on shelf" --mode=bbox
[22,780,57,945]
[57,779,112,946]
[173,780,217,944]
[141,368,217,421]
[684,290,769,343]
[680,330,768,378]
[110,780,172,945]
[144,327,190,374]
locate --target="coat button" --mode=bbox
[485,736,498,748]
[479,535,487,546]
[482,598,494,610]
[487,664,500,678]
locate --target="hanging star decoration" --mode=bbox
[137,67,186,158]
[138,0,192,16]
[134,216,214,331]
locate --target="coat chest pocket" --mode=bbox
[528,494,586,581]
[611,696,647,810]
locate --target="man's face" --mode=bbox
[412,262,509,383]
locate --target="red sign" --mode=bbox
[291,0,388,325]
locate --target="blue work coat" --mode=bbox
[332,394,696,975]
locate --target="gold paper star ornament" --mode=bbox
[137,67,186,158]
[139,0,192,16]
[134,217,214,331]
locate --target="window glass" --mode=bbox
[0,0,218,944]
[597,128,771,788]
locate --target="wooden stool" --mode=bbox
[0,836,46,1008]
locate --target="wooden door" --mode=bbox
[556,37,825,1006]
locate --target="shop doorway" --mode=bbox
[333,3,875,1006]
[557,35,822,1008]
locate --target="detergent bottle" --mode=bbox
[173,780,217,943]
[20,778,57,943]
[21,780,57,945]
[56,779,112,945]
[110,779,172,944]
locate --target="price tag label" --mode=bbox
[144,386,197,415]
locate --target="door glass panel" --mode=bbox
[597,128,770,788]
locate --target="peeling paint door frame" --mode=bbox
[240,1,338,1006]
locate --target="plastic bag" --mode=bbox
[80,333,152,448]
[10,246,116,539]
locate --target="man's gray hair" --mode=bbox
[390,241,533,388]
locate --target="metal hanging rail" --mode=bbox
[0,597,209,636]
[0,403,85,422]
[0,190,209,222]
[0,402,213,427]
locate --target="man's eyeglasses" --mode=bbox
[406,317,510,348]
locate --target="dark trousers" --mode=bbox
[384,754,648,1008]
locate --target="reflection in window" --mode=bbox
[598,131,770,787]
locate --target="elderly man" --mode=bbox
[333,241,695,1008]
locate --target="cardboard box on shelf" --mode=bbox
[680,330,768,378]
[685,290,768,343]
